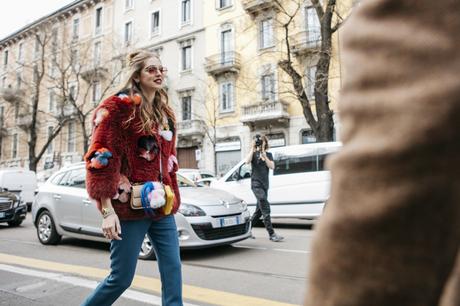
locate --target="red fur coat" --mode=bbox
[84,92,180,220]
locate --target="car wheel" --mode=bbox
[7,219,23,227]
[138,234,156,260]
[37,210,61,245]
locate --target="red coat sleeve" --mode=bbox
[84,97,126,201]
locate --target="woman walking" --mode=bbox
[81,50,182,306]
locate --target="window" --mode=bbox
[3,50,8,67]
[51,28,58,54]
[217,0,232,9]
[181,96,192,121]
[220,28,232,63]
[181,45,192,71]
[220,81,234,112]
[181,0,191,25]
[95,7,103,35]
[92,81,101,105]
[151,11,160,36]
[1,76,6,88]
[94,41,101,67]
[305,6,321,44]
[71,48,79,69]
[124,21,133,45]
[14,103,19,120]
[260,18,274,49]
[47,126,54,154]
[125,0,134,10]
[0,106,4,127]
[32,65,38,84]
[69,85,76,102]
[72,18,80,40]
[67,121,76,152]
[34,36,40,59]
[305,65,316,100]
[17,43,23,63]
[16,71,22,89]
[66,169,86,188]
[301,129,316,144]
[12,133,18,159]
[226,163,251,182]
[51,172,67,185]
[261,73,275,101]
[49,90,55,112]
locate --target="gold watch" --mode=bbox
[101,207,114,218]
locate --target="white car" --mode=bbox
[177,168,215,183]
[211,142,342,221]
[32,164,251,260]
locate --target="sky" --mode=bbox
[0,0,75,40]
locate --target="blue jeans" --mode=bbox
[81,215,182,306]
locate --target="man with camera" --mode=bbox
[245,134,284,242]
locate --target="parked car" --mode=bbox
[0,168,37,211]
[0,189,26,227]
[177,168,215,183]
[32,164,251,260]
[211,142,342,221]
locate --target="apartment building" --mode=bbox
[201,0,354,176]
[0,0,354,176]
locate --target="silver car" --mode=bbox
[32,164,251,260]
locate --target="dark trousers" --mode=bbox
[251,184,274,236]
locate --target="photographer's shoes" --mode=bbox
[269,233,284,242]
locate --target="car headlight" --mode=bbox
[240,200,247,211]
[178,204,206,217]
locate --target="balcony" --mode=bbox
[242,0,279,16]
[177,119,206,138]
[81,64,109,82]
[290,30,322,56]
[17,114,33,129]
[63,105,79,117]
[240,100,289,126]
[1,86,25,103]
[205,52,241,78]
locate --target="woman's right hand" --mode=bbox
[102,213,122,240]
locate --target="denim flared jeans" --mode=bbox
[81,215,182,306]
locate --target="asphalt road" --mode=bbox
[0,214,316,306]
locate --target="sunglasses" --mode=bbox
[144,65,168,75]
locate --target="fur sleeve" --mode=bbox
[84,96,128,201]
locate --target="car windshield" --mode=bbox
[176,173,196,187]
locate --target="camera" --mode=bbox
[254,134,262,148]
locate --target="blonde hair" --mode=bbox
[113,49,175,134]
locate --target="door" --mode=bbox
[53,170,83,231]
[177,147,198,168]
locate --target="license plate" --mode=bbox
[0,212,5,218]
[219,216,239,227]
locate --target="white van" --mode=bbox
[0,168,37,211]
[210,142,342,220]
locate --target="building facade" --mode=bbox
[0,0,354,177]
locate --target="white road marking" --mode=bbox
[233,245,310,254]
[0,264,201,306]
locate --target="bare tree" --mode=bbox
[51,37,124,154]
[1,25,72,172]
[274,0,346,142]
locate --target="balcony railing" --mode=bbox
[240,100,289,124]
[290,30,322,55]
[81,64,109,82]
[242,0,279,16]
[17,114,33,129]
[1,86,25,103]
[205,52,241,77]
[177,119,206,137]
